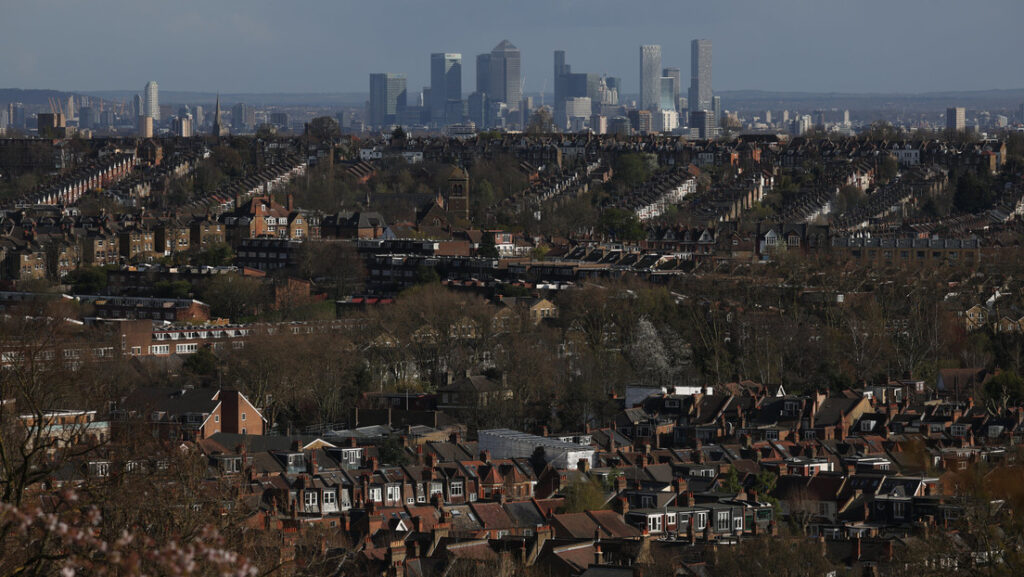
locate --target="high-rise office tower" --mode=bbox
[662,67,680,110]
[712,95,722,126]
[430,53,462,124]
[660,77,675,111]
[688,39,712,114]
[640,45,662,112]
[194,105,204,128]
[143,81,159,122]
[489,40,521,110]
[369,73,407,127]
[66,95,75,121]
[946,107,966,132]
[79,106,96,130]
[476,53,491,94]
[232,102,254,131]
[132,94,142,119]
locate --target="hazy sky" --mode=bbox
[4,0,1023,96]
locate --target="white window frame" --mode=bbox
[450,480,464,497]
[717,511,730,531]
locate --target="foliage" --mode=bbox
[477,232,500,258]
[561,479,607,513]
[598,208,644,241]
[378,437,411,466]
[183,346,218,376]
[66,266,108,294]
[952,170,995,213]
[193,243,234,267]
[613,153,653,188]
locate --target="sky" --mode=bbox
[3,0,1023,97]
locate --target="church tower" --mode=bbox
[446,165,470,222]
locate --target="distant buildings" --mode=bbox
[688,39,712,114]
[143,81,159,122]
[640,45,662,112]
[489,40,521,111]
[232,102,254,132]
[368,73,407,127]
[430,52,462,126]
[947,106,966,132]
[662,66,680,111]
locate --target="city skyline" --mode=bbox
[2,0,1022,95]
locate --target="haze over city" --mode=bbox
[3,0,1023,95]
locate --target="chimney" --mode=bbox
[594,545,603,566]
[287,193,294,212]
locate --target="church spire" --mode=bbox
[212,93,223,138]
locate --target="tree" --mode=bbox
[613,153,652,188]
[183,345,218,376]
[194,242,234,267]
[984,370,1024,413]
[598,208,644,242]
[66,266,108,294]
[306,116,341,141]
[477,232,500,258]
[561,479,606,513]
[526,108,554,135]
[197,274,268,320]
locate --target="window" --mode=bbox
[370,488,382,502]
[175,343,198,354]
[430,482,443,497]
[304,491,318,511]
[647,515,662,533]
[241,413,247,422]
[733,516,743,532]
[717,511,730,531]
[324,491,337,506]
[387,486,401,502]
[695,512,707,531]
[214,415,220,423]
[666,513,676,525]
[893,501,907,519]
[450,481,464,497]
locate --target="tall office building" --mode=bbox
[430,53,462,125]
[143,81,159,122]
[662,67,680,110]
[476,53,491,94]
[489,40,521,110]
[78,106,96,130]
[369,73,407,127]
[640,45,662,112]
[688,39,712,114]
[660,77,675,111]
[712,96,722,126]
[946,107,966,132]
[232,102,253,131]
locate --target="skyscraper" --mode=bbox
[660,77,675,111]
[640,45,661,112]
[489,40,521,110]
[143,81,159,122]
[475,53,491,95]
[946,107,966,132]
[430,53,462,125]
[688,39,712,114]
[369,73,407,127]
[662,67,680,110]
